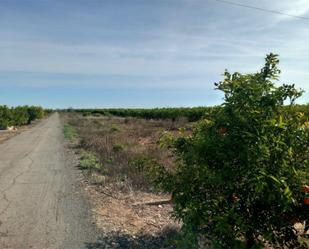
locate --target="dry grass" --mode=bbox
[61,113,192,248]
[86,183,179,236]
[64,113,189,191]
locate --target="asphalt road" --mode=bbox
[0,113,98,249]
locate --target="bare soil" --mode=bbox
[0,119,41,143]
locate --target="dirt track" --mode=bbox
[0,113,98,249]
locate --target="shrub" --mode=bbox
[82,112,91,117]
[63,124,79,140]
[0,105,45,129]
[129,154,167,190]
[79,151,105,174]
[110,124,120,132]
[112,143,124,152]
[155,54,309,248]
[0,105,12,129]
[12,106,29,126]
[27,106,44,123]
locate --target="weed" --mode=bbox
[110,124,120,132]
[63,123,78,140]
[63,114,182,190]
[79,151,106,174]
[112,143,124,152]
[89,173,106,185]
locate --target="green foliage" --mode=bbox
[44,108,54,114]
[0,105,12,129]
[79,151,106,174]
[27,106,44,123]
[0,105,45,129]
[73,106,218,122]
[155,54,309,248]
[110,124,120,132]
[63,124,79,140]
[82,112,92,117]
[12,106,30,126]
[129,155,171,190]
[112,143,124,152]
[72,105,309,123]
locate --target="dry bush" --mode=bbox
[65,113,188,191]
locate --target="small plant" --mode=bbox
[82,112,91,117]
[112,143,124,152]
[129,155,150,171]
[89,173,106,185]
[79,151,106,174]
[129,155,167,190]
[110,124,120,132]
[63,124,78,140]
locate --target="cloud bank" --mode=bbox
[0,0,308,107]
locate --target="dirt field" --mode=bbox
[63,113,182,248]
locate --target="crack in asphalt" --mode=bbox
[0,160,34,218]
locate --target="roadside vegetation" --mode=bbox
[0,105,46,129]
[63,54,308,248]
[64,115,188,190]
[62,114,186,247]
[149,54,309,248]
[63,123,79,140]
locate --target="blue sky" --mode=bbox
[0,0,308,108]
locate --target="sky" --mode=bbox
[0,0,308,108]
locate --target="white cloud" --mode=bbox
[0,0,308,96]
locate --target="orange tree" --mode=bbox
[156,54,308,248]
[0,105,12,129]
[12,106,29,126]
[27,106,44,123]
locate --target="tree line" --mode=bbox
[0,105,45,129]
[73,106,220,122]
[72,104,308,123]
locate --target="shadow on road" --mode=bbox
[84,228,179,249]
